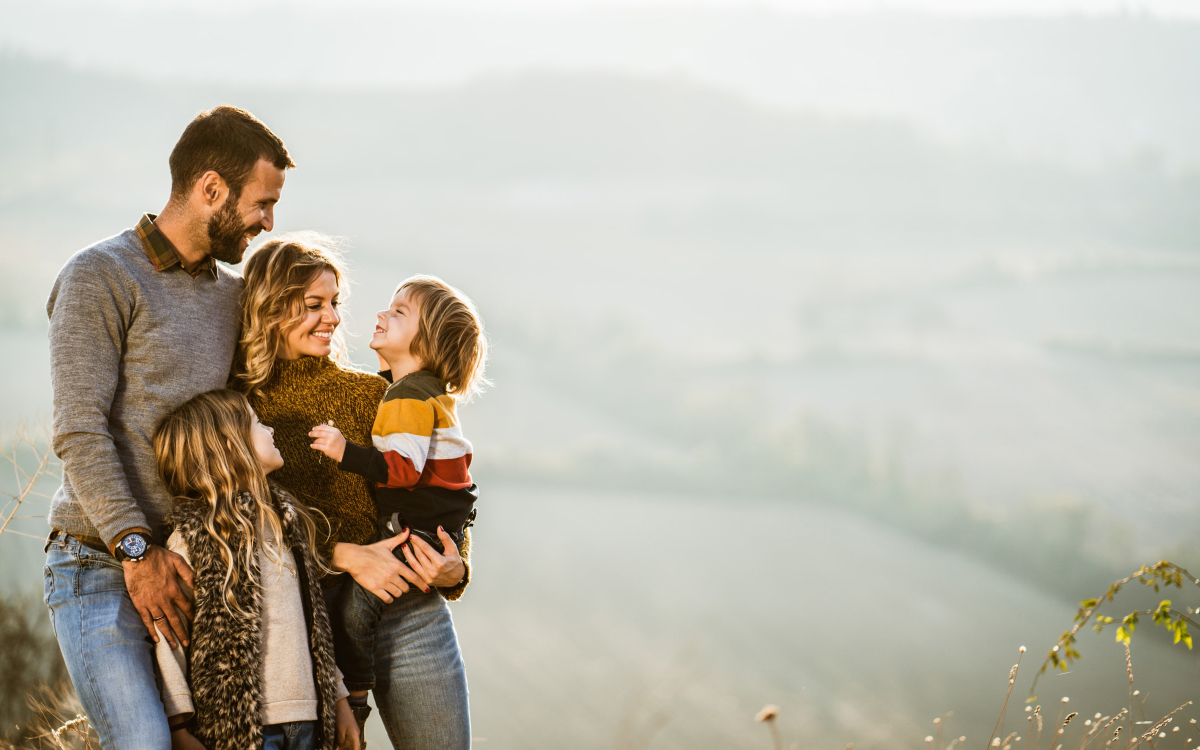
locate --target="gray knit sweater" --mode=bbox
[46,227,243,546]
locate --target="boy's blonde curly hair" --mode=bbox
[398,275,489,402]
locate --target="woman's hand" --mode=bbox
[334,697,361,750]
[402,527,466,589]
[170,727,206,750]
[309,423,347,463]
[331,535,431,602]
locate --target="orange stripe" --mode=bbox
[429,394,459,428]
[373,398,435,438]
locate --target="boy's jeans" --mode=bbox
[326,579,471,749]
[331,579,386,692]
[43,532,172,750]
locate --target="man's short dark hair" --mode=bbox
[169,105,295,200]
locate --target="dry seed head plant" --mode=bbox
[0,425,58,543]
[0,682,98,750]
[0,427,98,749]
[751,563,1197,750]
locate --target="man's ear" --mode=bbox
[196,170,229,209]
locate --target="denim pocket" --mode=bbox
[42,566,58,637]
[78,555,127,595]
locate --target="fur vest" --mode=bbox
[171,485,340,750]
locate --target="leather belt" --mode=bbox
[47,529,110,555]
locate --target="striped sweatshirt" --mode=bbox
[339,369,477,539]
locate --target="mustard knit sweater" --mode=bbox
[249,355,471,600]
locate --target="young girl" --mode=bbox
[151,389,359,750]
[308,274,487,714]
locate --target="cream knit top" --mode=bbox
[154,524,349,725]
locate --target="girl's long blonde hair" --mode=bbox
[153,389,331,617]
[399,274,490,402]
[231,231,351,398]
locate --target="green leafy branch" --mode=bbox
[1029,561,1200,698]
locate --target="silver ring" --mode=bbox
[152,615,167,621]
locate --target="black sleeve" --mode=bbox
[339,441,390,485]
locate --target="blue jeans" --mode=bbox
[43,533,171,750]
[325,581,470,749]
[263,720,316,750]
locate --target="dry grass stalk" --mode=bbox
[0,424,59,543]
[987,646,1027,749]
[0,683,98,750]
[755,705,782,750]
[1123,643,1134,745]
[1128,702,1192,750]
[933,711,953,749]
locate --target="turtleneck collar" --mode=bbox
[272,355,335,379]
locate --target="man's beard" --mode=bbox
[207,194,251,264]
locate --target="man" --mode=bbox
[44,106,292,749]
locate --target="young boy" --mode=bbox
[309,274,487,715]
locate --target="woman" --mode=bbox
[231,232,472,749]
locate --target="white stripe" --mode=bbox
[372,432,431,474]
[428,425,473,460]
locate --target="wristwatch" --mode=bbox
[113,532,151,563]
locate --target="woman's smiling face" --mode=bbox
[278,268,340,360]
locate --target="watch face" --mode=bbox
[121,534,148,558]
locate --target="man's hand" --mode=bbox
[331,533,432,603]
[309,423,347,463]
[335,697,362,750]
[126,545,194,648]
[170,727,206,750]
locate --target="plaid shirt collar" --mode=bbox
[135,214,218,279]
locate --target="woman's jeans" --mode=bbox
[43,533,172,750]
[263,721,317,750]
[325,580,471,749]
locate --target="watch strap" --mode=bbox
[107,526,153,556]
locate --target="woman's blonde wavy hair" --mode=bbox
[398,275,490,402]
[153,389,332,617]
[231,231,351,398]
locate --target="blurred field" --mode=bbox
[5,481,1197,748]
[424,486,1197,748]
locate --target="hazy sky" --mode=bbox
[45,0,1200,15]
[6,0,1197,168]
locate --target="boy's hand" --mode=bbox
[335,696,362,750]
[309,422,347,463]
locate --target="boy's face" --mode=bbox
[371,288,421,362]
